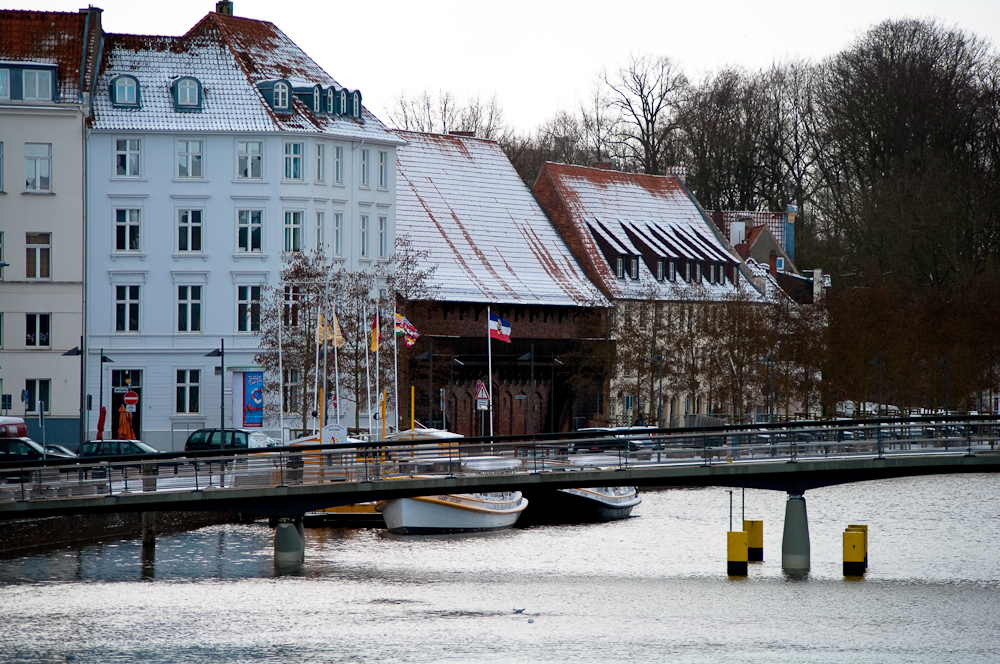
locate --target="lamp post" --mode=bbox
[449,357,463,433]
[61,337,87,451]
[518,345,535,437]
[96,349,114,439]
[550,356,562,433]
[651,354,664,427]
[205,339,226,451]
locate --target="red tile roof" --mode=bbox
[0,9,100,102]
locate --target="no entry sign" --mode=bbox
[123,391,139,406]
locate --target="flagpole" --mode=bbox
[323,274,330,427]
[312,307,320,434]
[333,309,341,425]
[278,281,284,444]
[374,306,380,442]
[487,305,494,438]
[364,302,373,441]
[392,305,399,434]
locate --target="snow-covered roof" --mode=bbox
[92,12,402,143]
[534,163,761,302]
[395,132,605,307]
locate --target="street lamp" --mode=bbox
[61,337,87,451]
[205,339,226,451]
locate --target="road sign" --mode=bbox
[125,404,136,413]
[123,391,139,406]
[475,380,489,400]
[476,399,489,411]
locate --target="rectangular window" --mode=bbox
[284,211,302,252]
[115,209,141,252]
[283,369,300,412]
[177,285,202,332]
[177,140,203,178]
[284,142,303,180]
[315,212,324,251]
[616,256,623,279]
[334,146,343,184]
[177,210,203,252]
[282,286,300,328]
[237,141,262,179]
[25,313,50,347]
[237,285,261,333]
[378,216,387,258]
[333,213,343,256]
[115,139,140,177]
[176,369,201,414]
[360,215,369,258]
[22,69,52,101]
[0,69,8,99]
[360,149,369,187]
[24,379,50,413]
[696,263,702,282]
[378,151,388,188]
[657,260,664,281]
[669,260,676,281]
[315,144,325,182]
[25,232,50,279]
[24,143,51,191]
[115,285,140,332]
[238,210,262,252]
[630,258,638,280]
[685,262,691,282]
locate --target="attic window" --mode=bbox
[352,91,360,117]
[274,82,289,109]
[23,69,52,101]
[327,88,334,113]
[668,260,676,281]
[684,262,691,282]
[656,260,664,281]
[616,256,623,279]
[174,77,202,110]
[630,258,638,280]
[111,76,139,106]
[313,87,321,113]
[695,263,702,283]
[340,90,347,115]
[0,69,8,100]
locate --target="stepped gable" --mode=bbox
[395,131,604,307]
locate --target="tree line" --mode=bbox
[390,18,1000,415]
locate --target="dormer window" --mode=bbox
[111,76,139,106]
[684,262,691,282]
[327,88,334,113]
[656,260,664,281]
[23,69,52,101]
[630,258,639,280]
[616,256,624,279]
[695,263,703,282]
[340,90,347,115]
[668,260,676,281]
[173,77,202,110]
[0,69,8,100]
[351,91,361,118]
[274,82,289,109]
[313,86,321,113]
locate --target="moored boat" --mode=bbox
[519,485,641,526]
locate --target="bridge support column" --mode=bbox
[274,515,305,564]
[141,511,156,547]
[781,493,810,572]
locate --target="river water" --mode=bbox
[2,473,999,663]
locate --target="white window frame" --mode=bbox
[315,211,325,251]
[315,143,325,182]
[115,138,141,178]
[334,146,343,184]
[177,78,199,107]
[284,211,302,253]
[177,140,203,179]
[0,69,8,100]
[237,140,263,179]
[333,212,343,256]
[237,209,263,253]
[22,69,52,101]
[352,92,360,117]
[114,76,138,105]
[177,285,202,333]
[313,87,321,113]
[669,260,676,281]
[378,216,387,259]
[25,232,51,280]
[115,285,141,332]
[177,209,203,253]
[630,257,638,280]
[274,82,289,109]
[360,215,369,258]
[115,208,141,253]
[327,88,334,113]
[657,260,664,281]
[340,90,347,114]
[776,257,785,271]
[284,142,303,181]
[175,369,201,414]
[378,151,388,189]
[360,149,369,187]
[24,143,51,192]
[237,285,261,333]
[616,256,623,279]
[25,313,50,348]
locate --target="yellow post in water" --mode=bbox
[743,519,764,561]
[848,524,868,569]
[843,529,866,576]
[727,530,748,576]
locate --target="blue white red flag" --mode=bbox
[489,312,511,343]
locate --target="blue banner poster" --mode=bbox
[243,372,264,427]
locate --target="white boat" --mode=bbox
[377,428,528,534]
[519,455,641,525]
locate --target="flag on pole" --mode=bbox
[370,312,380,352]
[395,312,420,348]
[489,311,511,343]
[332,313,345,349]
[315,313,332,343]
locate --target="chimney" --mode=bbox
[735,243,750,259]
[592,162,612,170]
[215,1,233,15]
[768,251,778,277]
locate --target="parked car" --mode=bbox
[183,428,270,452]
[0,416,28,438]
[576,426,658,452]
[45,444,77,457]
[0,437,75,462]
[79,439,159,456]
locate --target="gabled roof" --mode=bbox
[92,11,401,142]
[534,163,759,302]
[711,210,787,250]
[395,131,605,307]
[0,9,101,103]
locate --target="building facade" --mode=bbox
[86,8,402,450]
[0,8,103,445]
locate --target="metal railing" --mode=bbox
[2,415,998,505]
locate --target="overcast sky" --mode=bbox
[12,0,1000,132]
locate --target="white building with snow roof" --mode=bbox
[86,5,403,449]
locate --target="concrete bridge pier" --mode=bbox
[273,515,305,564]
[781,493,810,572]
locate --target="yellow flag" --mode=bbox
[332,313,345,349]
[370,313,380,352]
[315,313,327,344]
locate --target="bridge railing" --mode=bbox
[2,416,999,504]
